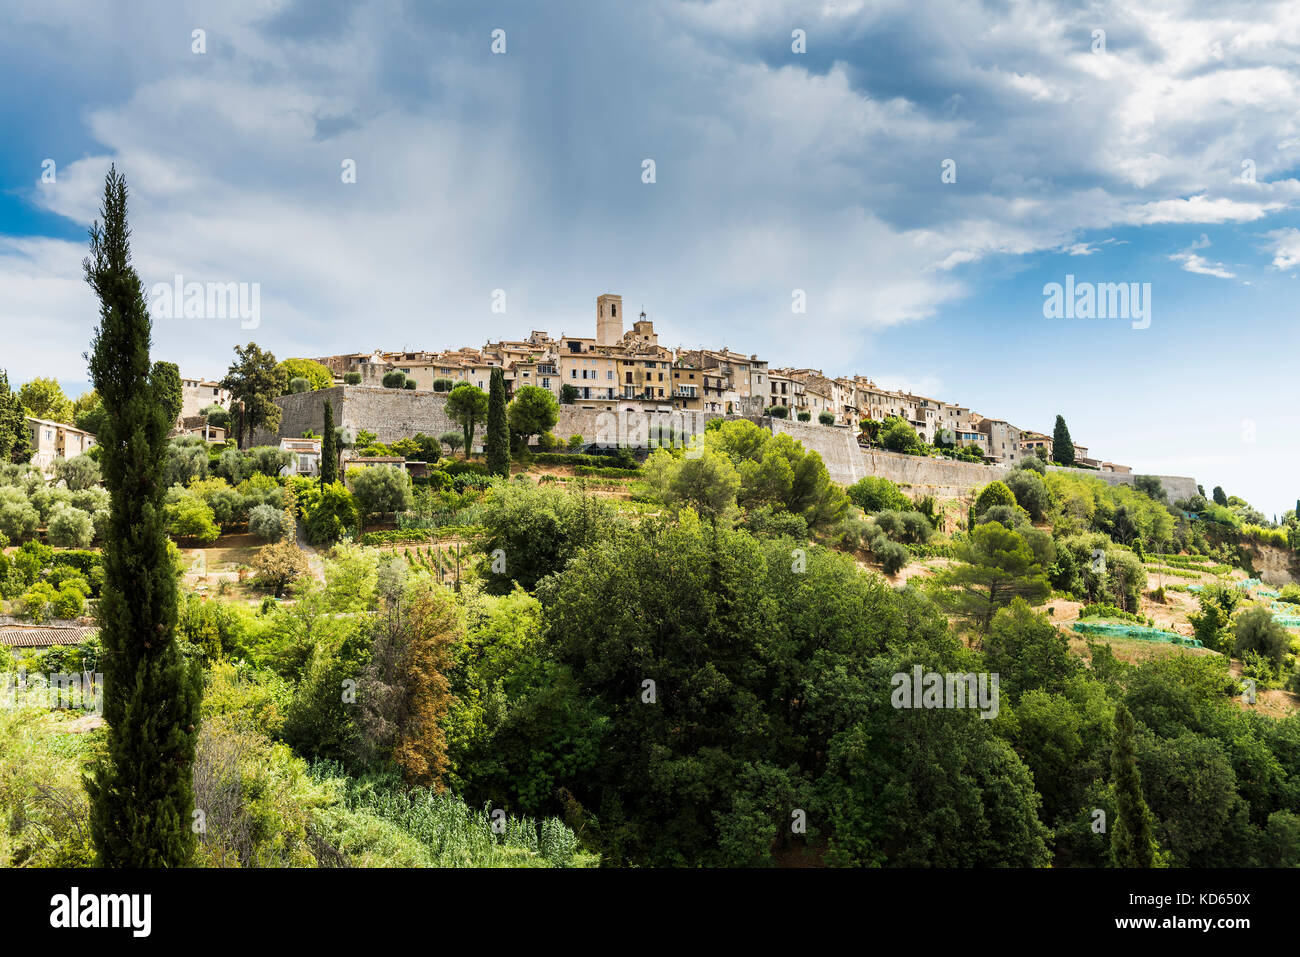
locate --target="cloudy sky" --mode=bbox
[2,0,1298,513]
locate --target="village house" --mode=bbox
[27,417,96,472]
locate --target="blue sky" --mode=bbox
[1,0,1298,514]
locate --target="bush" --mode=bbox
[1005,468,1049,521]
[252,541,310,597]
[47,503,94,549]
[766,405,789,419]
[168,495,221,544]
[796,411,811,422]
[846,475,910,513]
[249,504,292,543]
[818,411,835,425]
[974,480,1016,516]
[300,481,359,545]
[247,446,292,478]
[0,488,40,541]
[871,536,909,574]
[53,454,100,491]
[382,371,407,389]
[403,380,417,390]
[1234,606,1290,670]
[344,372,362,385]
[289,376,311,394]
[348,465,414,529]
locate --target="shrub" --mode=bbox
[249,503,292,543]
[382,371,407,389]
[247,446,292,478]
[168,495,221,544]
[974,480,1016,516]
[403,380,417,390]
[301,481,359,545]
[47,503,94,549]
[343,372,362,385]
[1005,468,1049,521]
[289,376,311,394]
[1234,606,1290,670]
[348,465,414,529]
[0,488,40,541]
[252,541,310,597]
[796,411,811,422]
[871,535,909,574]
[818,411,835,425]
[846,476,910,513]
[766,405,789,419]
[53,454,100,491]
[567,435,584,450]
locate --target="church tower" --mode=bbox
[596,293,623,346]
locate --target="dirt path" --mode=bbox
[295,522,327,583]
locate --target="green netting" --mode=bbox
[1273,615,1300,627]
[1258,588,1280,598]
[1072,621,1203,648]
[1237,578,1263,590]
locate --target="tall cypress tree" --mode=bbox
[83,167,202,867]
[485,367,510,477]
[1051,414,1074,465]
[320,397,338,485]
[1110,704,1157,868]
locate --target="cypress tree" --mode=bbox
[1110,704,1157,868]
[1051,414,1074,465]
[485,367,510,477]
[320,398,338,485]
[83,167,202,867]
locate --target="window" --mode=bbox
[611,303,616,317]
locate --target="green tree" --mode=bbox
[1212,485,1228,506]
[933,522,1051,636]
[83,167,202,867]
[0,370,34,463]
[847,475,911,513]
[507,384,560,448]
[445,383,488,458]
[348,464,413,532]
[1052,415,1075,466]
[222,343,287,447]
[480,480,617,592]
[1109,704,1157,868]
[559,383,580,404]
[382,370,407,389]
[320,398,338,486]
[486,368,510,477]
[19,376,74,423]
[974,480,1016,516]
[880,416,921,453]
[276,358,333,393]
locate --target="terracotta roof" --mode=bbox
[0,624,97,648]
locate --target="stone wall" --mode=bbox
[254,390,1198,504]
[761,416,1198,503]
[253,386,458,447]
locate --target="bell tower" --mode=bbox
[596,293,623,346]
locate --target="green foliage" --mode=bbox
[343,372,362,385]
[53,454,101,491]
[167,494,221,544]
[933,522,1051,634]
[223,342,288,446]
[507,384,560,447]
[47,502,95,548]
[382,370,407,389]
[1187,582,1241,652]
[83,167,203,867]
[818,411,836,425]
[299,480,359,545]
[277,358,334,393]
[445,383,489,457]
[1233,605,1290,672]
[1110,704,1158,867]
[486,368,511,477]
[846,475,911,513]
[974,480,1016,516]
[1005,468,1049,521]
[1052,415,1074,465]
[348,465,414,530]
[879,415,921,453]
[479,480,616,592]
[0,370,34,463]
[19,376,74,423]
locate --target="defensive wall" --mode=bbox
[256,388,1197,502]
